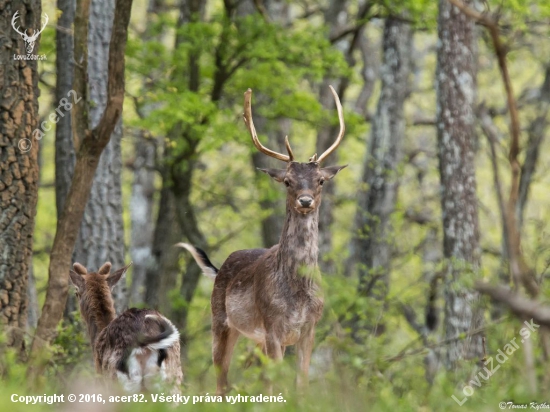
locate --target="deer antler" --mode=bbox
[11,11,28,39]
[243,89,294,162]
[316,85,345,164]
[28,13,49,41]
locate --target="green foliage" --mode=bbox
[49,312,93,378]
[126,10,348,159]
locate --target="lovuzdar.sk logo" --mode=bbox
[11,10,48,60]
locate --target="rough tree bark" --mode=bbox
[72,0,127,314]
[0,0,41,351]
[30,0,133,367]
[436,0,484,367]
[350,17,411,338]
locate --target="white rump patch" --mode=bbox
[117,353,142,393]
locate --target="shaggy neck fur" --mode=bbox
[276,197,320,280]
[80,279,116,348]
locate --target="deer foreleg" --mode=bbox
[265,334,284,361]
[296,325,315,391]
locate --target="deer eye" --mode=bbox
[319,178,325,186]
[284,178,290,187]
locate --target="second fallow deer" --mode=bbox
[69,262,183,393]
[178,86,346,394]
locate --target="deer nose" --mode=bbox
[298,196,313,208]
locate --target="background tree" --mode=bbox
[349,16,412,340]
[436,0,484,368]
[54,0,76,319]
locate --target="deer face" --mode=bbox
[260,162,346,214]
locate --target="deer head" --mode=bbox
[243,86,347,215]
[69,262,132,304]
[12,11,48,54]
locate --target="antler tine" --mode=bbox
[316,85,345,163]
[243,89,291,162]
[284,136,294,162]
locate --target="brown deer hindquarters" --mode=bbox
[95,309,182,393]
[69,262,183,394]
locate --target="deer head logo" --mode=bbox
[12,11,48,54]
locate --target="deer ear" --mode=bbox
[73,262,88,275]
[69,270,84,292]
[258,168,287,182]
[98,262,112,275]
[320,165,347,181]
[107,262,133,289]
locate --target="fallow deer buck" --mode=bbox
[177,86,346,394]
[69,261,183,393]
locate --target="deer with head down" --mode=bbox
[178,86,346,394]
[69,261,183,393]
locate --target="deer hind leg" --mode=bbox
[212,326,239,395]
[115,350,143,393]
[295,324,315,391]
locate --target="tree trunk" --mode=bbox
[315,0,349,274]
[55,0,78,319]
[517,66,550,229]
[350,17,411,338]
[129,0,165,306]
[73,0,127,313]
[436,0,484,368]
[0,0,41,351]
[145,184,182,312]
[171,145,208,361]
[129,135,156,305]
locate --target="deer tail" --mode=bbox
[116,315,179,385]
[175,242,218,279]
[139,315,180,350]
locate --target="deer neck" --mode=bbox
[80,291,117,348]
[276,198,319,277]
